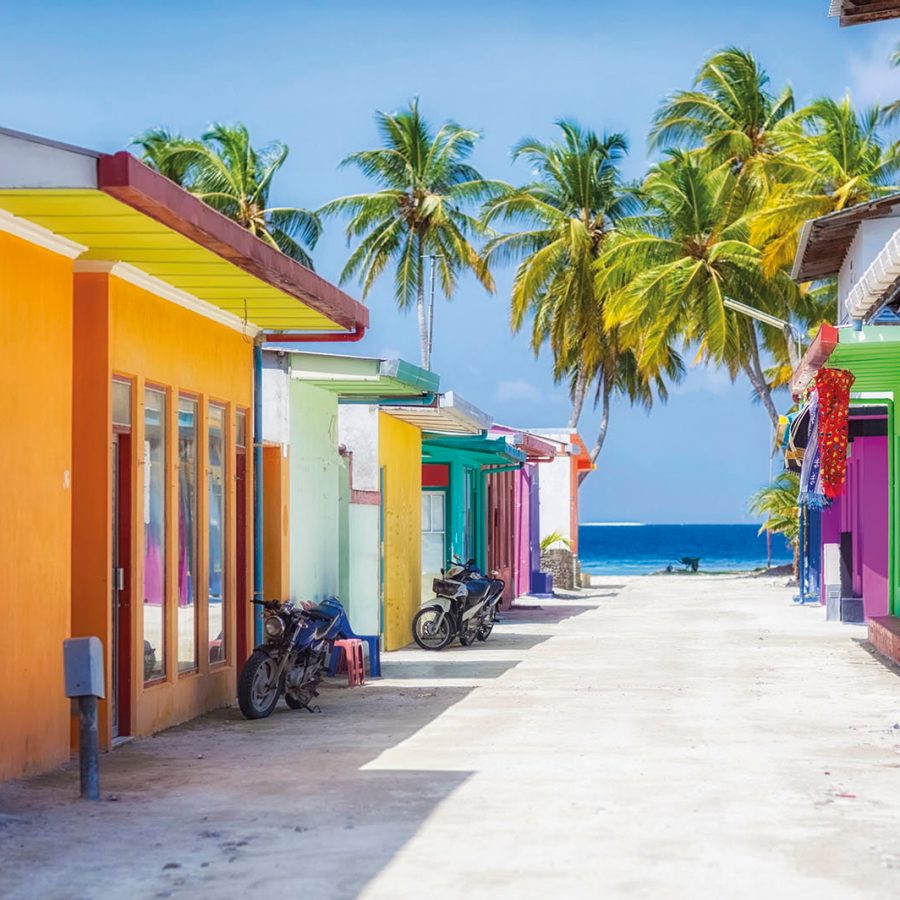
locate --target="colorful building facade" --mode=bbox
[791,195,900,656]
[261,351,437,651]
[0,128,367,780]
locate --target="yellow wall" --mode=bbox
[0,231,73,781]
[379,413,422,650]
[72,272,254,746]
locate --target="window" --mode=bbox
[143,387,166,683]
[112,379,132,428]
[208,404,227,665]
[177,396,199,674]
[422,491,446,573]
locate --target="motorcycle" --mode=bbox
[237,596,350,720]
[412,558,505,651]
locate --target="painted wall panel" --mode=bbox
[289,382,341,602]
[339,405,379,492]
[380,413,422,650]
[346,504,381,636]
[0,232,73,782]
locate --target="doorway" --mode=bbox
[110,430,132,739]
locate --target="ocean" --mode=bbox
[578,523,793,576]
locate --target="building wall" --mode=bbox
[379,413,422,650]
[72,272,253,745]
[837,218,900,323]
[0,231,73,781]
[262,444,290,603]
[513,465,536,597]
[538,454,573,545]
[288,381,341,602]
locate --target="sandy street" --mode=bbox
[2,575,900,899]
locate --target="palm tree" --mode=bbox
[133,123,321,268]
[602,152,794,429]
[752,97,900,275]
[650,47,793,179]
[748,471,800,574]
[481,122,641,429]
[320,100,494,369]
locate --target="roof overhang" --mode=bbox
[790,323,840,400]
[489,425,559,462]
[383,391,492,434]
[791,194,900,283]
[284,350,438,399]
[0,127,368,333]
[422,434,526,468]
[829,0,900,25]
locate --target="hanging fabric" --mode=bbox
[814,367,855,500]
[799,389,826,508]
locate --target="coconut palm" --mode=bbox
[602,152,794,429]
[752,97,900,275]
[650,47,793,179]
[320,100,494,369]
[481,122,641,428]
[748,470,800,574]
[133,123,321,268]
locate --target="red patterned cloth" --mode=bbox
[814,367,855,500]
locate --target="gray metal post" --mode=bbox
[78,695,100,800]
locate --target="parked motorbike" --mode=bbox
[412,558,505,651]
[238,596,350,719]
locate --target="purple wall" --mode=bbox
[848,435,889,618]
[819,433,888,619]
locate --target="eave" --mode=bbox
[0,127,368,333]
[285,350,438,398]
[384,391,493,435]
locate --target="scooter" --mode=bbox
[412,558,504,650]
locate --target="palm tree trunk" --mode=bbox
[416,238,429,370]
[568,368,589,429]
[580,379,611,485]
[743,323,780,431]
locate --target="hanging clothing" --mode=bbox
[814,367,855,500]
[799,389,826,509]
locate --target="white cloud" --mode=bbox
[494,378,544,403]
[377,345,405,360]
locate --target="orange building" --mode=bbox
[0,128,367,779]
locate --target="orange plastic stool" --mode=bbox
[332,639,365,687]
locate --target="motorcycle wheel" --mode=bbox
[237,650,282,719]
[477,611,496,641]
[412,607,454,651]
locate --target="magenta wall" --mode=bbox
[847,435,889,618]
[818,434,888,619]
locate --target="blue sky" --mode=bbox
[2,1,898,522]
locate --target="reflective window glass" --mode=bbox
[208,404,227,665]
[143,387,166,683]
[112,379,132,428]
[177,397,199,674]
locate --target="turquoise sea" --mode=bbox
[578,523,792,576]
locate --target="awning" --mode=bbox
[0,127,368,334]
[383,391,492,435]
[286,351,438,399]
[490,425,559,462]
[829,0,900,26]
[791,194,900,283]
[790,323,839,400]
[422,434,526,468]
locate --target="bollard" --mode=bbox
[63,637,105,801]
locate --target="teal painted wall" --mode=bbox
[288,381,341,602]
